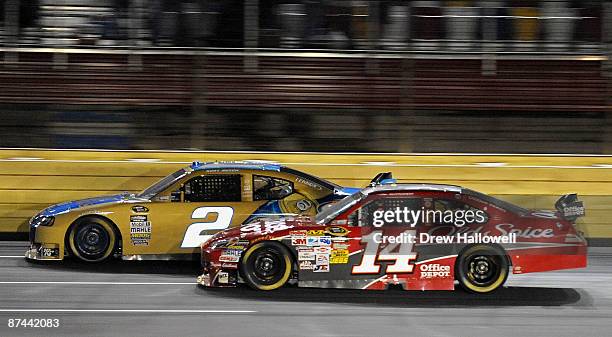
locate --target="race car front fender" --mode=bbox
[197,267,239,288]
[27,225,66,261]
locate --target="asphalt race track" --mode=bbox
[0,241,610,337]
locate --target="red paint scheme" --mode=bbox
[199,189,588,290]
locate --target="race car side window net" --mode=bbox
[253,175,294,201]
[183,174,242,202]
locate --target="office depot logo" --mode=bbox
[419,264,451,279]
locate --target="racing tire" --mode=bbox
[456,245,509,294]
[67,217,118,263]
[240,241,293,291]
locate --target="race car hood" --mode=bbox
[210,216,317,243]
[39,192,146,216]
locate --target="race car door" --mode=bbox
[126,173,264,256]
[298,194,424,289]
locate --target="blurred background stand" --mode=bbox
[381,4,409,51]
[279,3,305,49]
[444,1,478,51]
[541,0,575,52]
[412,0,443,51]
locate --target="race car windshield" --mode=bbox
[138,168,188,199]
[316,191,365,224]
[464,189,528,215]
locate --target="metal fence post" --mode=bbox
[3,0,19,65]
[244,0,259,72]
[366,1,380,74]
[603,1,612,154]
[128,0,144,71]
[481,0,500,76]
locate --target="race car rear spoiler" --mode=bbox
[555,193,585,222]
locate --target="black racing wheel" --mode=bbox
[68,217,118,263]
[240,241,292,291]
[456,245,509,293]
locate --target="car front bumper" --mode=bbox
[25,243,62,261]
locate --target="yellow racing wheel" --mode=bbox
[240,241,293,291]
[67,217,118,263]
[456,245,509,293]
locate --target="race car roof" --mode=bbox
[189,161,341,191]
[362,183,462,195]
[191,161,281,172]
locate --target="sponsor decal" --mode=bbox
[314,246,332,254]
[325,226,350,237]
[295,177,323,191]
[419,264,451,279]
[219,249,242,263]
[226,245,247,250]
[218,271,229,284]
[307,229,325,236]
[198,274,211,286]
[562,203,585,218]
[226,239,250,250]
[427,223,553,239]
[299,260,314,270]
[313,264,329,273]
[306,236,332,246]
[290,230,307,237]
[292,237,307,246]
[315,254,329,265]
[131,205,149,213]
[39,247,59,258]
[251,235,274,244]
[221,263,238,269]
[130,215,151,246]
[298,250,316,261]
[319,236,332,246]
[330,249,349,264]
[332,243,350,250]
[241,220,293,235]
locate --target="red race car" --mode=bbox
[197,180,587,293]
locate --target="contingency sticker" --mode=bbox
[130,215,152,246]
[330,249,349,264]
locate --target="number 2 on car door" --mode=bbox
[181,207,234,248]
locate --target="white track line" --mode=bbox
[0,309,256,313]
[0,256,25,258]
[0,281,194,285]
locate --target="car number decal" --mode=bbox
[181,207,234,248]
[352,229,417,274]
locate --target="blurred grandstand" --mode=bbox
[0,0,610,153]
